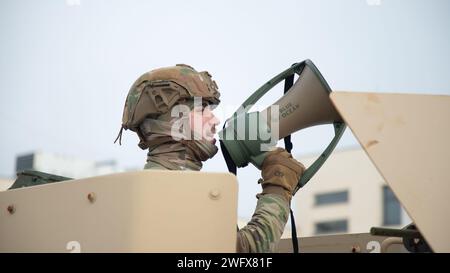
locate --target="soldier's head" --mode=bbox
[116,64,221,170]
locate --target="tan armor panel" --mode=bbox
[331,91,450,252]
[0,171,238,252]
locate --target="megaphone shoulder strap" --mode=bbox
[283,67,299,254]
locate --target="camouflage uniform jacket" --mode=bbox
[145,162,290,253]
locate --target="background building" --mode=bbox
[292,147,411,237]
[15,151,123,179]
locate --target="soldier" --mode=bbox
[115,64,305,253]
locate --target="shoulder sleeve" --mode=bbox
[236,194,290,253]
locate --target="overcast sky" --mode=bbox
[1,0,449,217]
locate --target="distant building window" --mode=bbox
[315,219,348,235]
[315,190,348,206]
[383,185,401,226]
[16,154,34,173]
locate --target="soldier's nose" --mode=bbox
[210,112,220,126]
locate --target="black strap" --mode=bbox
[283,73,294,154]
[220,139,237,175]
[284,72,299,253]
[113,126,124,145]
[290,208,299,253]
[220,116,237,175]
[222,72,299,252]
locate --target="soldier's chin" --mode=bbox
[202,136,216,145]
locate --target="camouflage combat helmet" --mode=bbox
[114,64,221,148]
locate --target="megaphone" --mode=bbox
[218,59,346,193]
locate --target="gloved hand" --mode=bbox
[259,148,305,202]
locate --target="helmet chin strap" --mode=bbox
[181,139,218,162]
[144,140,217,171]
[139,113,218,171]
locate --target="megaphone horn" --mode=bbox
[218,59,346,192]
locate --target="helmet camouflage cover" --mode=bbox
[115,64,221,147]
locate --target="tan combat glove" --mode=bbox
[259,148,305,202]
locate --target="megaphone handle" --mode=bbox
[293,122,346,195]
